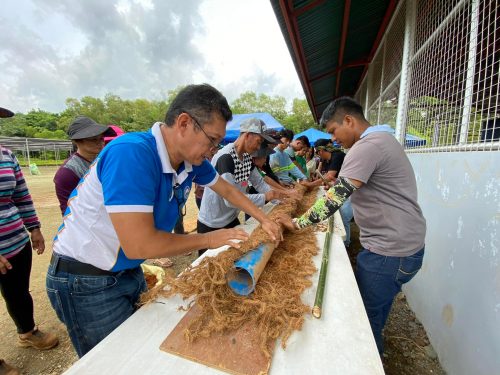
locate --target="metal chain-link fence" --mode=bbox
[355,0,499,152]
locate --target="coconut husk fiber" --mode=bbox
[141,185,321,358]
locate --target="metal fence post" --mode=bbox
[395,0,416,144]
[377,41,387,124]
[364,70,371,119]
[459,0,479,145]
[25,138,31,172]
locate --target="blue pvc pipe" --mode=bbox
[227,243,275,296]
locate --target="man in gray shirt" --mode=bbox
[197,118,286,255]
[279,97,426,355]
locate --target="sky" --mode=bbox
[0,0,304,114]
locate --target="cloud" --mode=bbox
[0,0,303,113]
[1,0,206,112]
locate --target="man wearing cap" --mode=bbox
[53,116,116,215]
[46,85,282,357]
[197,118,287,253]
[311,138,346,185]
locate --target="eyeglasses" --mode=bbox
[183,111,221,152]
[173,183,186,217]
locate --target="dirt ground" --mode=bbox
[0,166,445,374]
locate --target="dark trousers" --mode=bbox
[356,247,425,354]
[196,218,240,257]
[0,242,35,334]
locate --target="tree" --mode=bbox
[231,92,288,123]
[25,110,59,131]
[0,90,314,141]
[281,98,315,133]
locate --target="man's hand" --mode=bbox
[30,228,45,255]
[284,189,301,200]
[261,219,283,245]
[264,190,287,202]
[0,254,12,274]
[276,213,298,232]
[205,228,250,249]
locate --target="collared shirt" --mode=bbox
[53,122,218,271]
[360,124,394,138]
[0,147,40,258]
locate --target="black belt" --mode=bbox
[50,254,118,276]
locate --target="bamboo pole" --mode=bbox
[312,217,333,318]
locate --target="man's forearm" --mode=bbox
[294,177,357,229]
[212,179,268,223]
[264,176,287,192]
[123,230,210,259]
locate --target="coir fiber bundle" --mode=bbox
[141,185,321,357]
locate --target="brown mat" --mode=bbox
[160,303,273,375]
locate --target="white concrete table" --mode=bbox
[64,213,383,375]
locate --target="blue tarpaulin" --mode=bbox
[223,113,284,143]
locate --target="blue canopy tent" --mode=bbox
[223,113,284,143]
[294,126,426,148]
[293,128,332,146]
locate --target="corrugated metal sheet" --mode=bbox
[271,0,397,121]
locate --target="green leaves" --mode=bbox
[0,89,315,139]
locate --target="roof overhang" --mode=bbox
[271,0,399,122]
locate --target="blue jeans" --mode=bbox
[339,198,353,247]
[46,261,146,357]
[356,247,424,354]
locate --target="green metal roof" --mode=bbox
[271,0,398,121]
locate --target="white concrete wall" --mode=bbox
[404,151,500,375]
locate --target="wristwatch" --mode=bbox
[28,226,40,233]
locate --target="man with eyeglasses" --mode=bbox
[197,118,289,255]
[46,84,282,357]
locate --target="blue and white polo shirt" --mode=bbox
[53,122,218,271]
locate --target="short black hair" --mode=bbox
[314,138,332,148]
[296,135,310,148]
[319,96,365,128]
[164,84,232,127]
[279,129,294,141]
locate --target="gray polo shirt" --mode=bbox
[339,131,426,257]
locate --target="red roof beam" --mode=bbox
[310,59,369,83]
[292,0,327,17]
